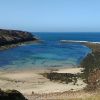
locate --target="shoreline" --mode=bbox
[0,67,86,95]
[0,40,100,99]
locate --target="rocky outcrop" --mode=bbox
[0,89,27,100]
[0,29,37,46]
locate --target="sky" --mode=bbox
[0,0,100,32]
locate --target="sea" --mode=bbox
[0,32,100,70]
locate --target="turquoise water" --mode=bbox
[0,32,96,70]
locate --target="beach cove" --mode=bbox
[0,32,100,99]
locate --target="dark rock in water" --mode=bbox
[0,89,27,100]
[0,29,37,46]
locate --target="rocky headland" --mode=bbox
[0,29,37,50]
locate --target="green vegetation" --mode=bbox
[80,43,100,90]
[81,52,100,80]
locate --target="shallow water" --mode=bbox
[0,32,97,70]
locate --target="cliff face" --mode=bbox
[0,29,37,46]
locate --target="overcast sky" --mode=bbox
[0,0,100,32]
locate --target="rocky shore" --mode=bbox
[0,29,37,50]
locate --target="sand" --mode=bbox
[53,68,84,74]
[0,68,86,94]
[0,67,87,96]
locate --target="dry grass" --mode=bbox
[69,94,100,100]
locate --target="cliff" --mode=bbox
[0,29,37,46]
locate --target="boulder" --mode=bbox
[0,89,27,100]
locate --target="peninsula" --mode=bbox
[0,29,37,50]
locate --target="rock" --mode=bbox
[0,89,27,100]
[0,29,37,46]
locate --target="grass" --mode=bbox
[80,43,100,90]
[66,95,100,100]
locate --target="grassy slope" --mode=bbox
[80,43,100,91]
[68,43,100,100]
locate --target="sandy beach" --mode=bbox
[0,68,86,96]
[53,68,84,74]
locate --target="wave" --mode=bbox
[60,40,100,44]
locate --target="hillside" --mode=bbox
[0,29,37,46]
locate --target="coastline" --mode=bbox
[0,29,38,50]
[0,40,100,99]
[0,68,86,95]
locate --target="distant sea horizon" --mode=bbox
[1,32,100,70]
[33,32,100,42]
